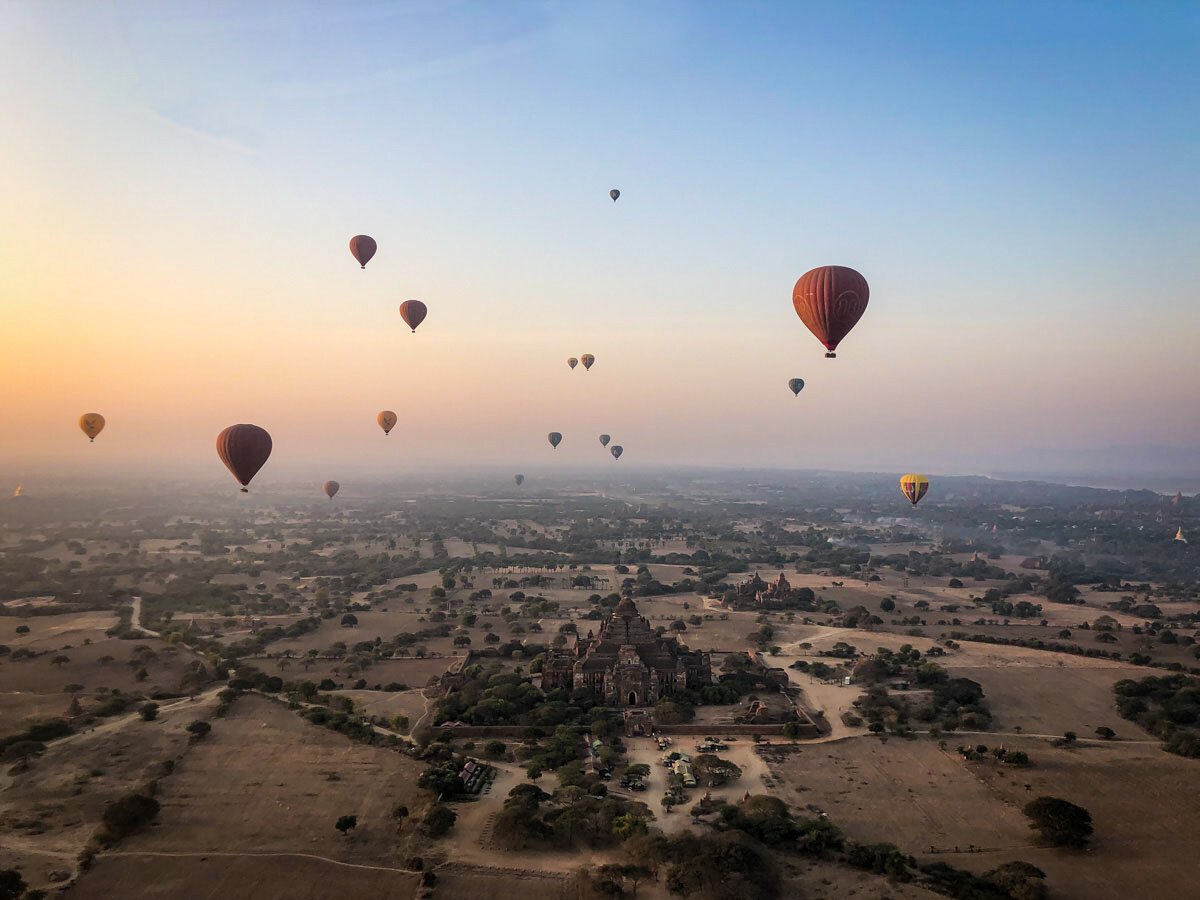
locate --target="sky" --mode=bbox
[2,1,1198,487]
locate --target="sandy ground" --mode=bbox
[66,853,421,899]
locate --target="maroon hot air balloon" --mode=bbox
[215,424,273,493]
[323,480,340,499]
[792,266,870,358]
[349,235,377,269]
[399,300,428,333]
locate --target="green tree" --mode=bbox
[1023,796,1093,847]
[421,803,457,837]
[0,869,27,900]
[186,720,212,740]
[335,814,357,835]
[138,702,159,722]
[99,793,160,844]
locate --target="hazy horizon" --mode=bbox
[3,2,1198,479]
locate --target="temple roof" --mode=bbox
[615,597,640,616]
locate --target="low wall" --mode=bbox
[652,722,819,738]
[431,721,821,740]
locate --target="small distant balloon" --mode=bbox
[899,473,930,507]
[568,357,579,370]
[788,378,805,396]
[399,300,427,332]
[580,353,595,370]
[610,445,623,460]
[79,413,105,443]
[610,189,620,202]
[548,432,562,449]
[349,235,377,269]
[216,424,273,493]
[377,410,397,435]
[514,474,525,487]
[323,480,340,499]
[599,434,611,447]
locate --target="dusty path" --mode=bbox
[129,596,160,638]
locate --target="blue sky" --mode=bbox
[1,1,1197,480]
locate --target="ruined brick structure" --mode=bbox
[541,598,711,707]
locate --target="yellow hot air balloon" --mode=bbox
[899,473,930,507]
[79,413,106,443]
[377,410,397,436]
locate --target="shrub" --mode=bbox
[98,793,160,845]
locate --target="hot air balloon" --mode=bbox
[79,413,105,443]
[581,353,595,370]
[610,445,623,460]
[323,480,340,499]
[599,434,611,447]
[899,474,930,507]
[216,424,273,493]
[399,300,427,333]
[610,189,620,202]
[568,357,579,370]
[548,432,562,449]
[349,235,377,269]
[792,266,870,358]
[514,474,525,487]
[377,410,397,435]
[788,378,805,396]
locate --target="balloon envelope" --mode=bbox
[610,189,620,202]
[349,235,377,269]
[79,413,105,442]
[899,473,930,507]
[216,424,273,492]
[580,353,595,370]
[514,474,525,486]
[610,445,623,460]
[399,300,428,332]
[788,378,805,396]
[792,266,870,358]
[599,434,611,447]
[377,410,397,435]
[548,432,562,449]
[568,357,578,369]
[323,480,340,499]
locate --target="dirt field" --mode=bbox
[331,688,427,727]
[120,694,426,865]
[275,657,456,689]
[0,690,222,889]
[968,737,1200,900]
[67,853,420,899]
[431,865,579,900]
[0,690,77,729]
[4,610,118,652]
[945,664,1148,737]
[0,634,197,698]
[761,735,1033,857]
